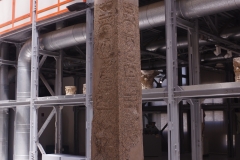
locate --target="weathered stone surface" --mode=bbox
[92,0,143,159]
[141,70,160,89]
[65,86,77,95]
[233,57,240,82]
[83,84,86,94]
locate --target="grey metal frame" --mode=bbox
[0,0,239,160]
[85,1,94,159]
[29,0,39,159]
[188,20,203,160]
[165,0,180,159]
[54,50,63,154]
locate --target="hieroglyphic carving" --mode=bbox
[118,2,142,158]
[92,0,143,159]
[93,1,119,159]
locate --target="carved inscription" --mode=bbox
[92,0,143,159]
[93,1,118,159]
[118,2,142,159]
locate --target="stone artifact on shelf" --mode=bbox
[83,84,86,94]
[65,86,77,95]
[141,70,160,89]
[233,57,240,82]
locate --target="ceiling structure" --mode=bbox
[1,0,240,79]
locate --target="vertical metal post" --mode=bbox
[165,0,180,159]
[30,0,39,159]
[226,66,233,157]
[85,1,93,159]
[188,20,200,85]
[189,100,202,160]
[54,50,63,153]
[188,20,203,160]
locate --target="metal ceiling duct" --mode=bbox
[0,43,9,160]
[220,26,240,39]
[15,0,240,158]
[146,37,211,51]
[139,0,240,30]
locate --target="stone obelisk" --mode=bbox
[92,0,143,159]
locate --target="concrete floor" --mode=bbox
[145,154,236,160]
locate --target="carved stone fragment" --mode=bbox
[233,57,240,82]
[92,0,143,159]
[83,84,86,94]
[141,70,160,89]
[65,86,77,95]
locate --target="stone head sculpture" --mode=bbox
[65,86,77,95]
[141,70,160,89]
[233,57,240,82]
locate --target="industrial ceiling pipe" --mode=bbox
[139,0,240,30]
[15,0,240,158]
[221,26,240,39]
[146,37,211,51]
[0,43,9,160]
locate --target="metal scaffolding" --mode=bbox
[0,0,240,160]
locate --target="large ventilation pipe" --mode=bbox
[139,0,240,30]
[15,24,86,160]
[15,0,240,158]
[0,43,9,160]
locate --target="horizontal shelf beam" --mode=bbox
[0,59,17,66]
[0,82,240,107]
[142,88,167,102]
[0,94,86,108]
[142,82,240,101]
[0,100,30,108]
[177,82,240,99]
[35,94,86,106]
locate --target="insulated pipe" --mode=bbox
[146,37,211,51]
[15,0,240,157]
[0,43,9,160]
[139,0,240,30]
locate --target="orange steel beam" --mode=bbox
[15,14,31,23]
[0,0,86,35]
[0,21,12,28]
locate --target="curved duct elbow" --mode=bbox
[15,23,86,160]
[17,23,86,99]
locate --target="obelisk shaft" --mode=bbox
[92,0,143,159]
